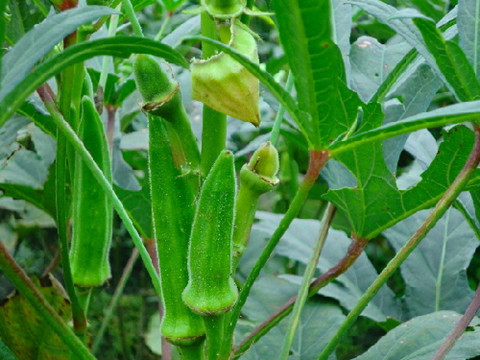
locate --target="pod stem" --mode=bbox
[232,184,259,270]
[317,125,480,360]
[178,342,205,360]
[204,314,226,360]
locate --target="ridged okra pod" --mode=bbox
[148,115,205,346]
[70,96,113,287]
[134,55,200,175]
[233,142,279,268]
[182,150,238,315]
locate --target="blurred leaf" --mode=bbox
[332,0,352,79]
[238,276,345,360]
[273,0,361,148]
[132,0,157,12]
[253,212,400,322]
[144,312,162,355]
[160,0,186,12]
[354,311,480,360]
[458,0,480,79]
[406,0,448,21]
[0,337,16,360]
[1,6,117,102]
[0,276,71,360]
[414,17,480,101]
[384,207,477,317]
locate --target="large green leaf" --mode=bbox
[330,100,480,156]
[252,212,400,322]
[458,0,480,78]
[354,311,480,360]
[238,276,345,360]
[0,5,117,102]
[325,125,475,238]
[384,208,477,317]
[414,17,480,101]
[0,36,188,126]
[272,0,361,149]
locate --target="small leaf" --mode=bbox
[0,276,72,360]
[458,0,480,78]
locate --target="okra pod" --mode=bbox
[70,96,113,287]
[148,115,205,346]
[182,150,238,315]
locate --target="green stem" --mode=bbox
[178,343,205,360]
[432,282,480,360]
[226,150,329,347]
[154,13,172,41]
[92,248,139,354]
[37,86,87,340]
[43,97,163,302]
[204,315,225,360]
[233,235,369,358]
[270,72,294,146]
[240,0,255,24]
[122,0,143,37]
[98,7,121,92]
[279,204,336,360]
[316,126,480,360]
[0,242,96,360]
[200,11,227,177]
[453,200,480,240]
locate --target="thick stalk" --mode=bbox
[432,282,480,360]
[200,11,227,177]
[204,315,225,360]
[279,204,336,359]
[225,150,329,351]
[316,126,480,360]
[37,85,87,340]
[0,242,95,360]
[233,235,369,358]
[270,72,294,146]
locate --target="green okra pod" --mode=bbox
[148,115,205,346]
[233,142,279,268]
[134,55,200,175]
[182,150,238,315]
[70,96,113,287]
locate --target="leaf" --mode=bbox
[0,5,117,102]
[0,276,72,360]
[330,100,480,156]
[407,0,448,21]
[252,211,400,321]
[458,0,480,78]
[332,0,353,79]
[0,337,16,360]
[0,36,189,126]
[325,125,475,238]
[350,36,410,102]
[273,0,361,148]
[354,311,480,360]
[414,17,480,101]
[384,207,477,317]
[238,276,345,360]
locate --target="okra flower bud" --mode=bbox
[192,20,260,126]
[182,150,238,315]
[233,142,279,268]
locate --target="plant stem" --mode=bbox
[43,96,163,301]
[204,315,225,360]
[0,242,96,360]
[200,11,227,177]
[92,247,139,354]
[240,0,255,24]
[98,6,121,92]
[453,200,480,240]
[433,282,480,360]
[316,125,480,360]
[225,150,329,352]
[270,72,294,146]
[122,0,143,37]
[233,235,369,358]
[37,85,87,340]
[154,13,172,41]
[279,204,336,360]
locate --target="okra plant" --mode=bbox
[3,0,480,359]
